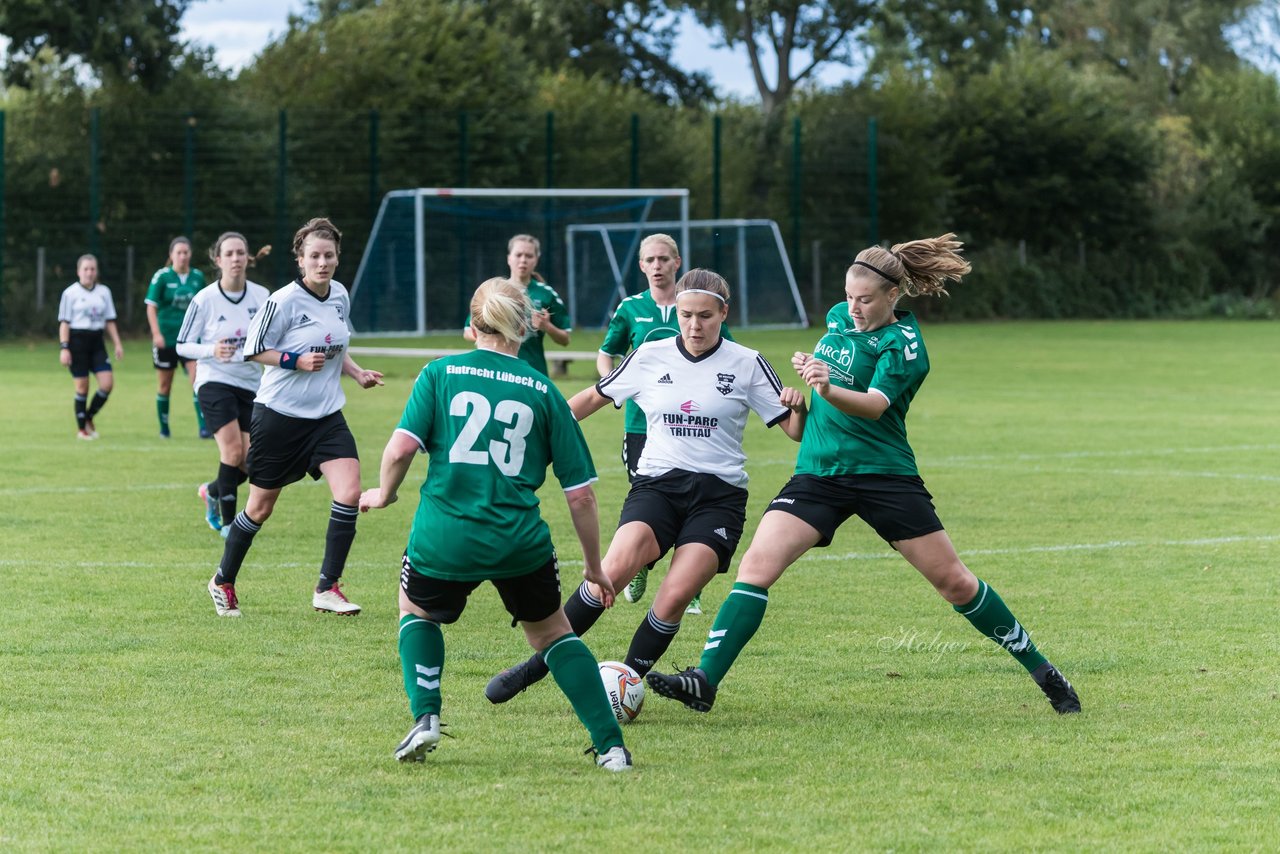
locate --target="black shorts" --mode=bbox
[400,552,563,627]
[197,383,256,434]
[67,330,110,378]
[622,432,646,482]
[152,345,191,371]
[618,469,747,573]
[766,474,944,547]
[247,404,358,489]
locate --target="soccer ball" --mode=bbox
[598,661,645,724]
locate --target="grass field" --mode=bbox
[2,320,1277,852]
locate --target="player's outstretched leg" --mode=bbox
[953,578,1081,714]
[646,580,769,711]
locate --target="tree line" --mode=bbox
[2,0,1278,334]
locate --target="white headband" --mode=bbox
[676,288,727,304]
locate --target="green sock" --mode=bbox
[193,393,207,432]
[699,582,769,686]
[542,633,623,753]
[399,615,444,718]
[156,395,170,432]
[954,579,1048,673]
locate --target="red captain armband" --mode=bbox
[279,351,302,370]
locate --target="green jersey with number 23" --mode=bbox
[396,348,597,581]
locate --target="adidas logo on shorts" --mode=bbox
[658,373,673,384]
[714,527,728,539]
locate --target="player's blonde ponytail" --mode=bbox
[471,277,532,345]
[848,233,971,298]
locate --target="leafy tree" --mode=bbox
[0,0,191,90]
[871,1,1039,77]
[682,0,877,118]
[478,0,715,106]
[1032,0,1256,101]
[936,47,1156,252]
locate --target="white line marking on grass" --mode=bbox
[0,483,191,497]
[930,465,1280,483]
[800,533,1280,563]
[8,535,1275,572]
[751,443,1280,470]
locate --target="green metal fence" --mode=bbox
[0,106,886,336]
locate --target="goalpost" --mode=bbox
[567,218,809,329]
[349,188,690,336]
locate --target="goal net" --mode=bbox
[349,188,690,335]
[567,219,809,330]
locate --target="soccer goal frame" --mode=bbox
[350,187,690,335]
[566,218,810,329]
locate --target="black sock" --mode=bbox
[216,462,242,527]
[217,512,263,586]
[625,609,681,676]
[529,583,607,674]
[563,582,607,636]
[317,501,358,591]
[86,389,109,418]
[74,394,87,430]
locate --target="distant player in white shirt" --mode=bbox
[206,218,384,619]
[57,254,124,440]
[176,232,270,536]
[485,269,807,704]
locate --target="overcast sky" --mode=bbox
[180,0,862,99]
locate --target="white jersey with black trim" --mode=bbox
[596,336,790,487]
[245,279,352,419]
[58,283,117,330]
[176,280,271,392]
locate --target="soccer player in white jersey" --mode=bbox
[598,233,732,614]
[485,269,807,704]
[647,235,1081,716]
[359,277,632,770]
[176,232,270,536]
[57,254,124,440]
[207,218,384,619]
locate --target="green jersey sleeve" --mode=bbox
[397,364,439,445]
[546,382,597,489]
[544,284,571,332]
[600,308,632,357]
[145,269,167,305]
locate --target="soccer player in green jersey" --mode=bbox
[647,234,1082,716]
[360,276,633,771]
[463,234,571,377]
[145,237,209,438]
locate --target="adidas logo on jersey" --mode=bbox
[658,373,673,384]
[299,314,312,323]
[714,527,728,539]
[216,315,227,322]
